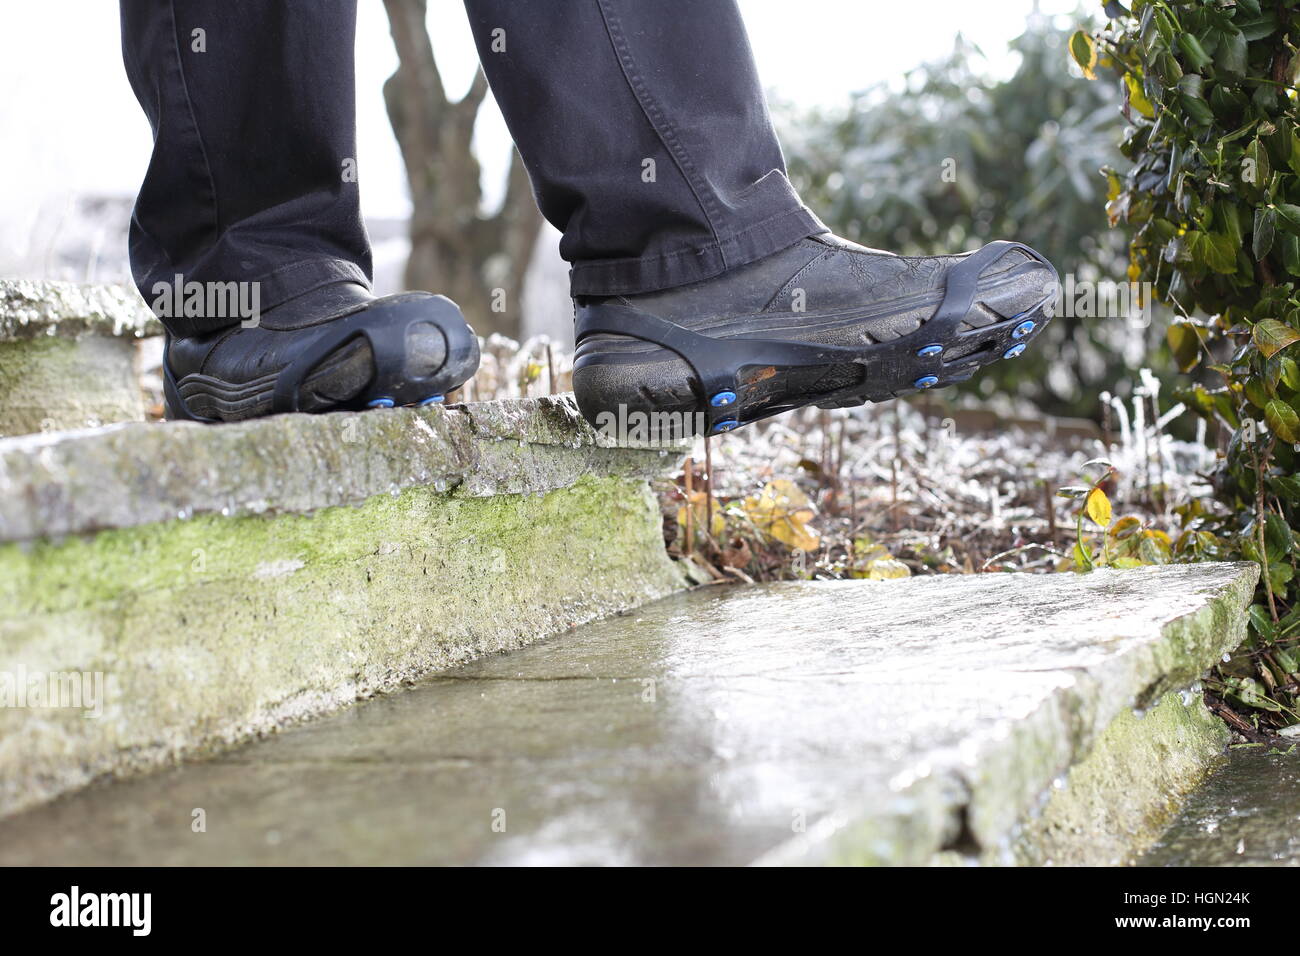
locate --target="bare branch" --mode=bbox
[382,0,446,114]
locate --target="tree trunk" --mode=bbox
[382,0,542,340]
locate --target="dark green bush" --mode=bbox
[1087,0,1300,729]
[779,15,1165,420]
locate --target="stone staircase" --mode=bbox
[0,280,1262,865]
[0,281,689,818]
[0,562,1257,865]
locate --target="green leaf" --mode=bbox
[1242,533,1265,565]
[1069,30,1098,80]
[1268,475,1300,499]
[1265,512,1294,560]
[1187,230,1238,273]
[1254,206,1277,259]
[1265,399,1300,442]
[1235,677,1283,711]
[1274,203,1300,235]
[1245,378,1270,410]
[1246,139,1271,190]
[1217,29,1248,77]
[1178,33,1213,71]
[1249,604,1278,642]
[1153,8,1176,48]
[1180,93,1215,126]
[1072,539,1095,572]
[1280,356,1300,391]
[1167,322,1203,372]
[1139,532,1171,564]
[1254,318,1300,358]
[1285,234,1300,276]
[1057,486,1091,499]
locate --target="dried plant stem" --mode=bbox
[704,438,715,546]
[1253,436,1279,622]
[683,457,695,558]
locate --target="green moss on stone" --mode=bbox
[0,474,683,817]
[1010,691,1229,865]
[0,336,143,436]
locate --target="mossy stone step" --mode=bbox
[0,562,1258,865]
[0,396,688,817]
[0,279,160,437]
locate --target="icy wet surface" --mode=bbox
[0,563,1253,865]
[1139,748,1300,867]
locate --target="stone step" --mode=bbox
[1137,745,1300,866]
[0,397,687,818]
[0,562,1256,865]
[0,279,160,436]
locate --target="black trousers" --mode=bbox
[120,0,825,337]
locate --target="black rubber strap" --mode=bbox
[272,317,368,413]
[270,305,436,413]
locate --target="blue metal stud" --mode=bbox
[418,394,446,406]
[367,397,395,408]
[1003,343,1026,359]
[913,375,939,389]
[1012,320,1035,339]
[712,418,739,434]
[917,344,944,358]
[710,390,737,408]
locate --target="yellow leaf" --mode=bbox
[1085,487,1112,528]
[852,533,890,564]
[1109,515,1143,540]
[1069,29,1098,81]
[770,517,820,552]
[1144,528,1172,547]
[765,479,813,511]
[518,361,542,386]
[742,480,820,551]
[677,491,724,539]
[866,558,911,580]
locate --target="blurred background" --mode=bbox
[0,0,1151,420]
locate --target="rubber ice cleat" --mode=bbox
[571,236,1058,438]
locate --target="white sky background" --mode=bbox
[0,0,1087,261]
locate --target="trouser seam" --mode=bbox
[594,0,726,255]
[164,0,221,241]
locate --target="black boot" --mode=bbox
[163,282,479,422]
[572,235,1058,437]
